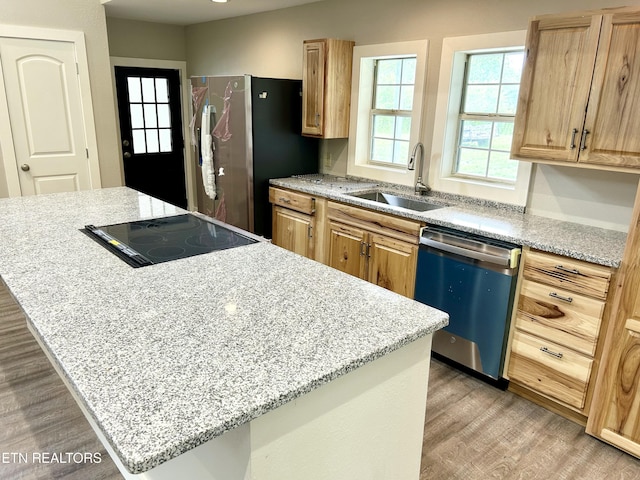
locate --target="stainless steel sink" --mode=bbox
[349,191,444,212]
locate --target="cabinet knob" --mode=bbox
[20,164,30,172]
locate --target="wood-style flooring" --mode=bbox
[1,278,639,479]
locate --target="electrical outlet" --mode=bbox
[323,152,332,169]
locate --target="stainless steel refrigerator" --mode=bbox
[190,75,319,238]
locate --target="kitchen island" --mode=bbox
[0,187,448,479]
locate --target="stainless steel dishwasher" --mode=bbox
[413,226,521,386]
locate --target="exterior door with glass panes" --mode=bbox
[114,67,186,208]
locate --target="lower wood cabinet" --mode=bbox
[272,206,315,259]
[507,249,614,417]
[586,186,640,459]
[326,202,420,298]
[269,187,325,261]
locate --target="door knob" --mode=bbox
[122,139,130,147]
[123,152,132,159]
[20,164,30,171]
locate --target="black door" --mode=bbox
[114,67,187,208]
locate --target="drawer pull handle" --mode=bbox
[279,197,291,204]
[549,292,573,303]
[540,346,563,359]
[555,265,580,275]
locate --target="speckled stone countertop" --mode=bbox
[271,174,627,268]
[0,187,448,474]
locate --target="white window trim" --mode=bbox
[347,40,428,186]
[429,31,531,206]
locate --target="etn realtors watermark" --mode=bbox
[2,451,102,464]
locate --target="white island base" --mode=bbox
[53,333,433,480]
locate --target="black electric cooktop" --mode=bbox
[82,214,258,268]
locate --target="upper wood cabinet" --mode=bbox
[302,39,354,138]
[511,7,640,171]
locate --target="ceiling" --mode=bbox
[101,0,326,26]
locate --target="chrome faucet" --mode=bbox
[408,142,430,195]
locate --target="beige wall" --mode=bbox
[106,17,187,61]
[0,0,122,196]
[185,0,640,231]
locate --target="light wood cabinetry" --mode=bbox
[587,183,640,459]
[269,187,325,261]
[302,39,354,138]
[326,201,420,298]
[508,249,614,414]
[512,7,640,171]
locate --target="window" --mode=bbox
[430,31,531,206]
[127,76,173,154]
[455,51,524,182]
[370,57,416,166]
[347,40,428,187]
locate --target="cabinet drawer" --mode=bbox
[523,250,612,300]
[327,201,421,244]
[508,330,593,410]
[516,279,604,356]
[269,187,316,215]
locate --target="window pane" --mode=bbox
[460,120,492,149]
[146,129,159,153]
[488,151,518,180]
[393,140,410,165]
[377,59,402,84]
[155,78,169,103]
[467,53,503,84]
[157,104,171,128]
[399,85,414,110]
[502,52,525,83]
[144,104,158,128]
[130,104,144,129]
[127,77,141,103]
[395,116,411,141]
[141,78,156,103]
[373,115,395,139]
[159,129,172,152]
[132,130,146,154]
[401,58,416,84]
[372,138,393,162]
[491,122,514,151]
[463,85,499,113]
[498,85,519,115]
[457,148,488,176]
[375,86,400,110]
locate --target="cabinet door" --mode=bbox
[580,11,640,168]
[272,206,314,259]
[327,221,366,280]
[511,15,602,162]
[302,40,325,136]
[367,234,418,298]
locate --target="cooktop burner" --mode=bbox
[82,214,258,267]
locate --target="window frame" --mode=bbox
[429,31,532,206]
[453,50,524,183]
[347,40,428,187]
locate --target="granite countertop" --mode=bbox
[271,174,627,268]
[0,187,447,474]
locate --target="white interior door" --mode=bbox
[0,37,93,195]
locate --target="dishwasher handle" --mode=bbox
[420,227,520,268]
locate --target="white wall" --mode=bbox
[183,0,640,231]
[106,17,187,61]
[0,0,122,195]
